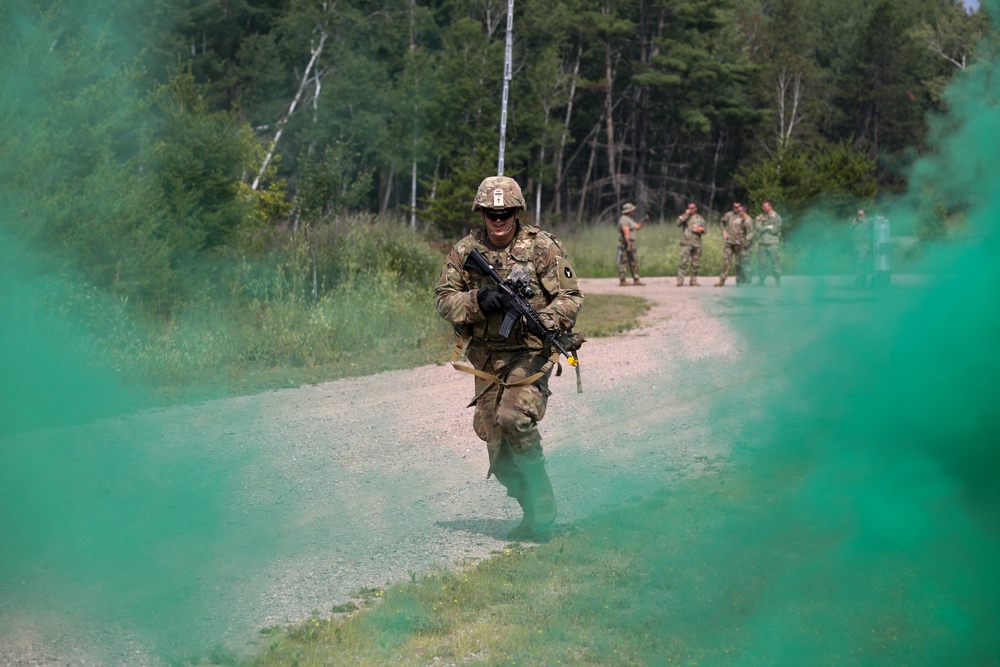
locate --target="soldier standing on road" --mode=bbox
[755,199,783,286]
[617,202,645,287]
[434,175,584,542]
[676,202,707,286]
[716,202,754,287]
[851,208,873,287]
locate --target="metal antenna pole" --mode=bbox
[497,0,514,175]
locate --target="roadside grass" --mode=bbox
[562,220,727,279]
[76,217,652,404]
[240,444,980,667]
[573,293,651,338]
[247,472,744,667]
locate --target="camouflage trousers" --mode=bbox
[720,243,751,283]
[855,246,872,286]
[469,349,555,508]
[757,244,781,279]
[618,245,640,281]
[678,244,702,279]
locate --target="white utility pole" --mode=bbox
[497,0,514,175]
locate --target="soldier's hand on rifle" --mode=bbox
[477,287,510,315]
[537,312,558,332]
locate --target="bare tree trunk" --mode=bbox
[603,31,620,207]
[554,41,582,219]
[410,160,418,229]
[380,163,395,215]
[708,130,724,213]
[775,67,804,155]
[253,29,329,190]
[578,129,600,224]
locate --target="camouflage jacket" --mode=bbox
[755,211,782,245]
[618,215,640,248]
[719,211,755,246]
[677,213,707,247]
[434,222,584,354]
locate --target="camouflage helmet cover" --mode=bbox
[472,176,526,211]
[622,202,636,214]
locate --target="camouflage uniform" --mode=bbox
[717,209,754,285]
[755,209,783,285]
[676,210,707,286]
[435,178,583,541]
[617,207,642,284]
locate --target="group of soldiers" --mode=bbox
[618,199,784,287]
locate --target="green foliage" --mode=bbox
[152,65,261,255]
[296,140,372,224]
[419,147,499,238]
[735,140,877,231]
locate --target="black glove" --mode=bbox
[477,287,510,315]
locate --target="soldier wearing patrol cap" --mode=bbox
[434,175,584,542]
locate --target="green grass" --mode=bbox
[82,216,652,403]
[563,221,726,279]
[245,473,743,667]
[574,293,651,338]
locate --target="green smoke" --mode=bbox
[622,12,1000,662]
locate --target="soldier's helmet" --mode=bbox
[622,202,636,214]
[472,176,526,211]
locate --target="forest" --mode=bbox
[0,0,993,395]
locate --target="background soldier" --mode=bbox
[434,175,584,542]
[716,202,754,287]
[851,208,873,287]
[676,202,707,286]
[617,202,645,286]
[755,199,783,286]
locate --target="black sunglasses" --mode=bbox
[483,208,516,221]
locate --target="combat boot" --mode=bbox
[715,279,725,287]
[506,495,537,541]
[676,277,684,287]
[619,278,628,287]
[507,455,556,541]
[689,278,699,286]
[633,279,645,286]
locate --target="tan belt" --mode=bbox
[449,336,559,407]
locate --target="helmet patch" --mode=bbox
[493,188,505,207]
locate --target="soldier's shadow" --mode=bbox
[435,518,564,543]
[434,518,515,540]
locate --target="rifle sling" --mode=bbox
[449,336,560,408]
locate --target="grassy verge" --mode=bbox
[77,217,652,404]
[246,471,740,667]
[573,293,651,338]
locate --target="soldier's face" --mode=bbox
[483,209,517,246]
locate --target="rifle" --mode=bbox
[463,248,581,376]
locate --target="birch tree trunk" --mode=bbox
[252,29,329,191]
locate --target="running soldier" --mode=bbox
[434,175,584,542]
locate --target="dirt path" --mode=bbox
[2,276,772,665]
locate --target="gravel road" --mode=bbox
[2,275,795,666]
